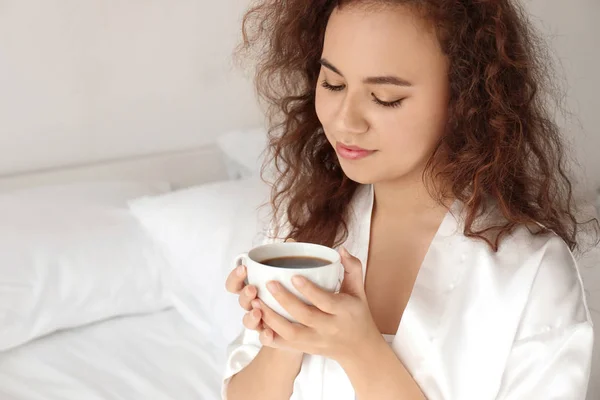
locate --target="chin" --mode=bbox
[338,161,380,185]
[339,158,415,186]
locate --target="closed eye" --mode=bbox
[322,80,403,108]
[321,80,345,92]
[371,94,404,108]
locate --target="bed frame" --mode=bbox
[0,144,228,192]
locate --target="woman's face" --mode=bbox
[315,4,450,185]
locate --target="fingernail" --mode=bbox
[251,299,261,309]
[252,309,261,319]
[267,281,280,293]
[245,286,254,296]
[236,265,245,276]
[292,275,306,287]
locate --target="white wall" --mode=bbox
[0,0,262,176]
[524,0,600,199]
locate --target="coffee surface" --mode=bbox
[261,256,331,268]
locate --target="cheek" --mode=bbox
[315,92,337,146]
[314,89,329,125]
[315,88,340,132]
[378,103,447,165]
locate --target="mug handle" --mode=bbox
[234,253,249,285]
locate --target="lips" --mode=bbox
[335,142,375,160]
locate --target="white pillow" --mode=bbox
[216,127,268,179]
[129,178,271,348]
[0,181,172,351]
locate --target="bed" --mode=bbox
[0,310,223,400]
[0,143,258,400]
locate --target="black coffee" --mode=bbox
[261,256,331,269]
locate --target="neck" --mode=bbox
[372,173,448,218]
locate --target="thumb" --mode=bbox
[339,246,365,298]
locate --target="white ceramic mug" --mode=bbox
[235,242,343,322]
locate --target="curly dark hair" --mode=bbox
[238,0,597,251]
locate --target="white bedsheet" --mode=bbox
[0,309,223,400]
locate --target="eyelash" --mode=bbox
[320,80,403,108]
[321,81,345,92]
[372,96,403,108]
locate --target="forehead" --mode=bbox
[322,5,447,81]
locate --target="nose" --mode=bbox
[334,93,369,136]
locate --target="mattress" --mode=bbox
[0,309,223,400]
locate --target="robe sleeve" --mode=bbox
[496,236,594,400]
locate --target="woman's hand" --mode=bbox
[225,262,263,333]
[225,238,299,336]
[254,247,382,363]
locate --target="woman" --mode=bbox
[224,0,595,399]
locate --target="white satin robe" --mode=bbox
[223,184,594,399]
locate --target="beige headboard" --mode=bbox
[0,144,228,193]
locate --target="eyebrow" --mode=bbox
[319,58,413,87]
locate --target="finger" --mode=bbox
[266,281,324,326]
[251,300,266,331]
[259,326,278,347]
[257,298,308,343]
[238,285,257,311]
[242,308,262,331]
[291,275,339,314]
[225,265,247,294]
[259,326,305,354]
[338,246,365,298]
[285,238,296,243]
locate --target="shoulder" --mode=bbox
[495,223,584,304]
[456,200,587,307]
[451,198,592,338]
[490,226,591,339]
